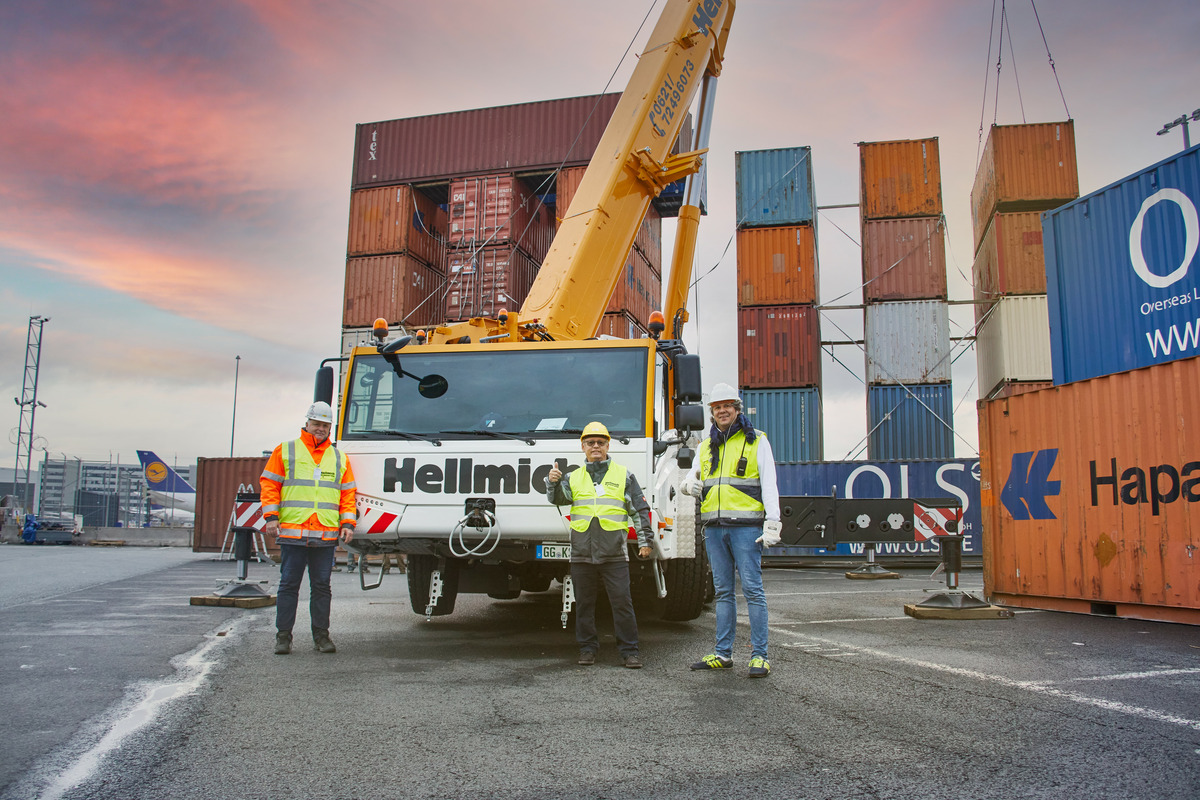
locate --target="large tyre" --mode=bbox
[660,497,708,621]
[406,555,460,616]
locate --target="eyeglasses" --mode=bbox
[582,439,608,448]
[711,402,738,412]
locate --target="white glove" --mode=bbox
[756,520,783,547]
[680,474,703,498]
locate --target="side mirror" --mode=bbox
[674,402,705,432]
[314,366,335,406]
[673,353,702,403]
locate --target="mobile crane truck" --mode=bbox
[320,0,736,624]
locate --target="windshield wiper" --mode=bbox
[379,430,443,446]
[440,429,535,446]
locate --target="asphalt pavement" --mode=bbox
[1,544,1197,800]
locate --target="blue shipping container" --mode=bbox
[867,383,954,460]
[769,458,982,557]
[735,147,815,228]
[742,387,822,463]
[1044,143,1200,384]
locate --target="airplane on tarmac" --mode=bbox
[135,451,197,514]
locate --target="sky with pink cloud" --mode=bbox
[2,0,1197,476]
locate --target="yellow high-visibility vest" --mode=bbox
[568,462,629,532]
[698,429,766,525]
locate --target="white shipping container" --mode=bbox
[976,294,1052,398]
[864,300,951,384]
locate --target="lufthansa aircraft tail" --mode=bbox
[136,451,197,514]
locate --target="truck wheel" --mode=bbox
[660,500,708,621]
[520,575,552,593]
[406,554,460,616]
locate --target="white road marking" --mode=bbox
[773,626,1200,731]
[33,615,253,800]
[1069,667,1200,683]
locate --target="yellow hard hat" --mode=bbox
[580,421,611,440]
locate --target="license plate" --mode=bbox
[537,544,571,560]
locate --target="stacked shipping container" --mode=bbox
[733,148,822,461]
[971,122,1079,398]
[858,138,953,459]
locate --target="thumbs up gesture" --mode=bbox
[548,460,564,485]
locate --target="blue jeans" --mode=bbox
[704,524,767,660]
[276,543,336,633]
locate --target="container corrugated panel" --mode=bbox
[861,217,947,302]
[867,384,954,460]
[738,305,821,388]
[972,211,1047,318]
[193,456,271,553]
[978,356,1200,623]
[735,147,815,228]
[346,186,444,264]
[634,204,662,270]
[775,459,982,556]
[448,175,554,262]
[971,121,1079,250]
[858,138,943,219]
[1044,143,1200,385]
[344,254,445,328]
[605,248,661,325]
[987,380,1054,399]
[555,166,587,220]
[742,388,823,463]
[353,94,621,187]
[596,310,649,339]
[976,294,1053,396]
[864,300,951,384]
[736,224,818,306]
[445,244,539,322]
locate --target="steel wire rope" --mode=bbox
[976,0,1000,167]
[1004,3,1026,124]
[1030,0,1071,119]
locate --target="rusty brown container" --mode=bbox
[346,186,444,264]
[971,121,1079,251]
[736,225,818,306]
[605,248,661,326]
[353,94,622,187]
[343,254,446,328]
[861,217,947,302]
[555,166,587,221]
[448,174,554,262]
[859,138,943,220]
[978,356,1200,624]
[972,211,1047,314]
[634,204,662,271]
[738,305,821,388]
[596,310,650,339]
[445,244,539,322]
[194,456,271,553]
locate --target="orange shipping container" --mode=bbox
[858,138,943,220]
[736,225,818,306]
[344,254,445,328]
[193,456,271,553]
[346,185,444,265]
[596,310,649,339]
[737,304,821,388]
[972,211,1047,317]
[445,244,539,322]
[971,121,1079,251]
[448,174,554,261]
[861,217,947,302]
[978,356,1200,625]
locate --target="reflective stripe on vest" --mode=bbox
[279,439,344,538]
[699,429,766,525]
[568,462,629,532]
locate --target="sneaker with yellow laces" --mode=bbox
[689,654,733,670]
[747,656,771,678]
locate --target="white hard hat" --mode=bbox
[306,401,334,423]
[708,383,741,406]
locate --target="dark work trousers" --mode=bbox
[571,560,639,658]
[276,542,335,634]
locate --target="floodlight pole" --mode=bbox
[1156,109,1200,151]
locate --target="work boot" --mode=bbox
[274,631,292,655]
[313,628,337,654]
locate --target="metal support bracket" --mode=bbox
[425,568,444,621]
[560,574,575,628]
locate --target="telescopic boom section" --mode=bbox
[522,0,733,341]
[421,0,720,349]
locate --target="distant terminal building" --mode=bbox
[35,456,196,528]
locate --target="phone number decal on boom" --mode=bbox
[649,59,695,137]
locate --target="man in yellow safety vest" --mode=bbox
[547,421,654,669]
[680,383,782,678]
[261,401,357,655]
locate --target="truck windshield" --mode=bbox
[342,346,650,440]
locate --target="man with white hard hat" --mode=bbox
[260,401,358,655]
[680,382,781,677]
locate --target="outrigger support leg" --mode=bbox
[425,558,445,621]
[560,574,575,629]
